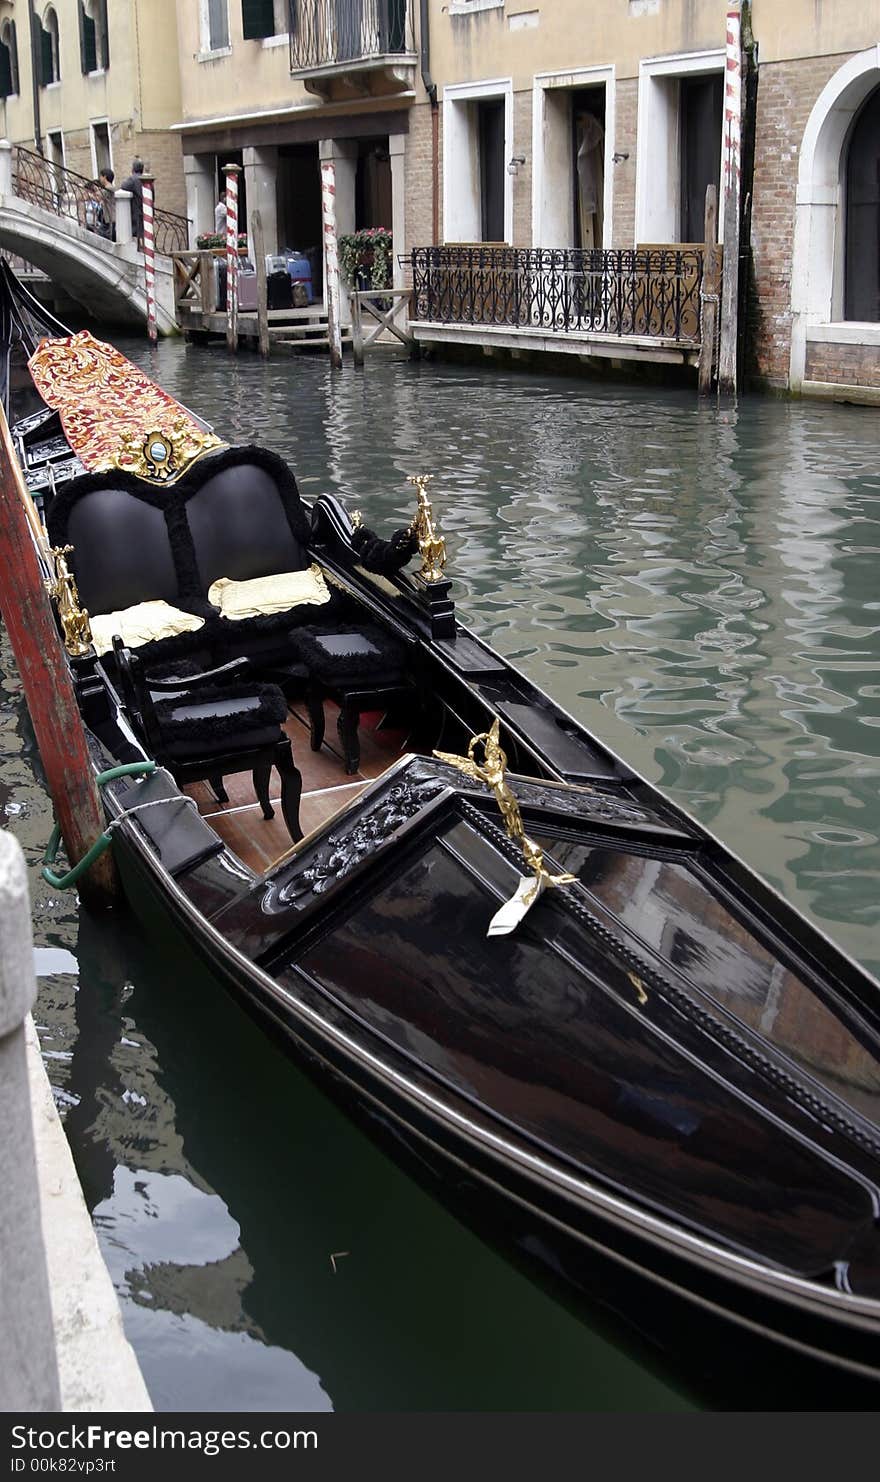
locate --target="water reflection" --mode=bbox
[3,340,879,1408]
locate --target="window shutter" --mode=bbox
[241,0,276,40]
[100,0,109,68]
[40,24,54,85]
[9,21,17,93]
[80,3,97,74]
[0,38,11,100]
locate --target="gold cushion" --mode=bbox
[207,564,331,621]
[90,601,205,657]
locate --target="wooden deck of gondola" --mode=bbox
[183,696,409,874]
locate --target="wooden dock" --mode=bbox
[177,303,353,353]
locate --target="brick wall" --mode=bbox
[130,130,187,220]
[512,89,532,247]
[805,341,880,387]
[749,52,853,387]
[405,100,436,258]
[611,77,638,249]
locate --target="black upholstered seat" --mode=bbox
[110,644,303,843]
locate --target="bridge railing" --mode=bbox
[11,146,190,255]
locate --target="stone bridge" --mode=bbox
[0,141,185,335]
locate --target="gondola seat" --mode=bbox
[110,643,303,843]
[287,624,415,775]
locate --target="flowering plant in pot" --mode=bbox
[196,231,248,251]
[338,227,393,290]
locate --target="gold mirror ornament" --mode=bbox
[435,718,575,936]
[407,473,447,584]
[47,545,93,658]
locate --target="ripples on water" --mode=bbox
[3,340,879,1411]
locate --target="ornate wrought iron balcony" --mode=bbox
[409,246,706,344]
[288,0,415,98]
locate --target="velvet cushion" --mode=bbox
[186,464,310,590]
[62,489,180,613]
[288,625,408,689]
[208,565,331,619]
[153,682,288,758]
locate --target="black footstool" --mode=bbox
[289,625,413,775]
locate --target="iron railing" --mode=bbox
[11,146,190,256]
[288,0,412,70]
[409,246,705,343]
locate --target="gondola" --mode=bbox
[2,260,880,1402]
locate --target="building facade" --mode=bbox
[0,0,186,218]
[397,0,877,401]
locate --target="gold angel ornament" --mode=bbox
[434,718,575,936]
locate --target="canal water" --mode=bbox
[2,339,879,1411]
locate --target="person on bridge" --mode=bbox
[97,168,115,241]
[122,158,144,249]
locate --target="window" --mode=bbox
[679,74,722,241]
[79,1,109,73]
[478,100,505,241]
[39,7,60,86]
[241,0,275,39]
[0,20,18,98]
[844,85,880,322]
[207,0,230,50]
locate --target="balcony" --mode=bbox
[288,0,416,101]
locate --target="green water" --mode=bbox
[2,340,878,1411]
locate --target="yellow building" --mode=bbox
[173,0,416,304]
[0,0,186,218]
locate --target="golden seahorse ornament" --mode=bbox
[434,718,575,935]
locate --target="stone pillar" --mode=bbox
[0,139,13,197]
[115,189,133,245]
[184,153,216,249]
[0,832,62,1412]
[389,132,406,290]
[319,138,358,324]
[243,144,279,263]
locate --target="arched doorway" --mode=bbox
[845,85,880,322]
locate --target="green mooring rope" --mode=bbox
[42,761,158,889]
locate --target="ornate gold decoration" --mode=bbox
[28,330,223,486]
[47,545,93,658]
[435,718,575,934]
[350,509,363,529]
[113,418,219,484]
[407,473,447,584]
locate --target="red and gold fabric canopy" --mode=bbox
[28,330,223,484]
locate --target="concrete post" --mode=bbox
[115,188,133,245]
[183,152,216,249]
[389,132,406,291]
[0,831,62,1411]
[0,138,13,197]
[243,144,279,263]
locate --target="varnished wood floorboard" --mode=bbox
[184,698,411,875]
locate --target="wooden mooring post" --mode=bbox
[0,409,119,909]
[251,207,270,359]
[698,185,721,396]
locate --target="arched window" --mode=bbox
[39,7,60,86]
[845,85,880,322]
[0,20,18,98]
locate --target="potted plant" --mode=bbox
[196,231,248,253]
[338,227,393,291]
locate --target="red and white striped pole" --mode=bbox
[141,173,157,345]
[320,159,343,370]
[718,2,742,393]
[223,162,242,353]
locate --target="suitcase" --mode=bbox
[237,270,259,311]
[267,269,293,310]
